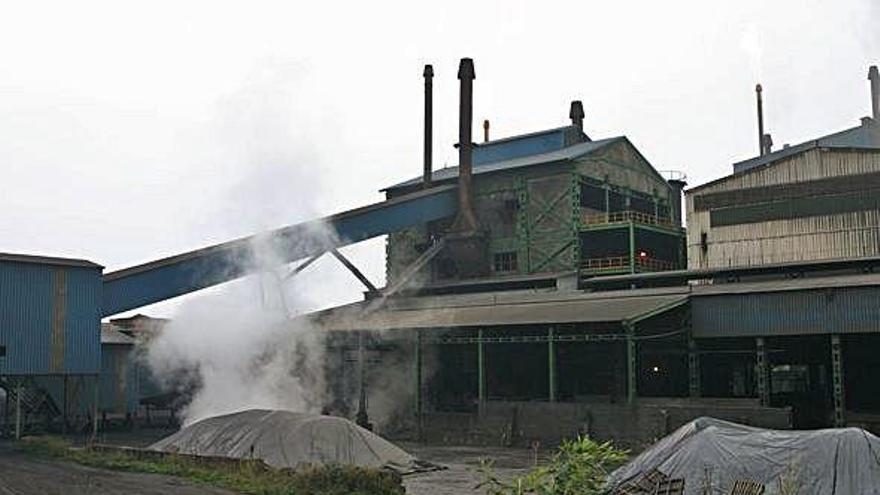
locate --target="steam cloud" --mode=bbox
[145,229,332,426]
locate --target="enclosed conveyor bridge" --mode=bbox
[101,185,456,316]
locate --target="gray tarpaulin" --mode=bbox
[607,417,880,495]
[149,409,432,474]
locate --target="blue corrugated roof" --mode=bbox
[732,119,880,174]
[383,136,623,192]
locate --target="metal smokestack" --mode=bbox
[423,64,434,187]
[483,119,490,143]
[869,65,879,121]
[453,57,479,232]
[569,100,585,133]
[756,84,765,156]
[762,133,773,155]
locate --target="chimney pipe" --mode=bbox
[762,133,773,155]
[869,65,879,121]
[569,100,585,133]
[483,119,490,143]
[423,64,434,188]
[756,84,765,156]
[453,58,479,232]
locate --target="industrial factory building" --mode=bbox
[3,60,880,449]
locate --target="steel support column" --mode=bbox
[756,337,769,407]
[62,376,68,434]
[548,327,557,402]
[628,221,636,274]
[356,331,370,429]
[626,324,637,403]
[477,328,486,405]
[92,376,99,437]
[688,335,700,398]
[413,329,422,439]
[15,380,22,440]
[831,335,846,427]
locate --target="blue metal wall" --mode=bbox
[692,286,880,338]
[0,258,101,375]
[473,128,567,166]
[99,343,139,414]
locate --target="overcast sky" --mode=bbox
[1,0,878,317]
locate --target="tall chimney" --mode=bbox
[423,64,434,187]
[569,100,585,133]
[869,65,879,121]
[756,84,765,156]
[667,177,687,228]
[483,119,490,143]
[453,58,479,233]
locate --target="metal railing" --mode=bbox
[581,210,674,228]
[580,255,675,273]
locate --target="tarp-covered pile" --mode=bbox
[150,409,432,474]
[607,417,880,494]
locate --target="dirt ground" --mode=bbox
[0,441,237,495]
[0,428,540,495]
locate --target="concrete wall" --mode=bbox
[414,398,791,450]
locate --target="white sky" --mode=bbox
[1,0,878,317]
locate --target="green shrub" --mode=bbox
[477,436,628,495]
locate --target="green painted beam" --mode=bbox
[477,328,486,404]
[548,327,557,402]
[626,323,637,404]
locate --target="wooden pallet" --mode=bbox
[615,468,669,494]
[652,478,685,495]
[729,480,765,495]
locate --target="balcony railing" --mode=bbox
[581,210,674,228]
[581,255,675,273]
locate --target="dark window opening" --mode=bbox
[0,345,5,357]
[493,251,518,272]
[700,232,708,253]
[580,183,606,211]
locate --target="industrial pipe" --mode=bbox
[869,65,879,121]
[756,84,765,156]
[453,57,479,232]
[423,64,434,187]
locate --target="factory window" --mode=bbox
[0,345,5,358]
[493,251,518,273]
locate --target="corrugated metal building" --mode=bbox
[99,324,140,418]
[686,72,880,270]
[0,253,102,436]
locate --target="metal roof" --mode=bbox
[100,324,136,345]
[0,252,103,269]
[310,288,688,331]
[382,137,623,192]
[690,272,880,297]
[690,120,880,193]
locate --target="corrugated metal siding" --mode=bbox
[687,149,880,269]
[100,344,139,414]
[692,286,880,337]
[0,259,101,375]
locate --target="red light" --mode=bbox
[638,250,648,258]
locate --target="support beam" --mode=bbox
[688,335,701,398]
[626,324,637,403]
[15,380,22,440]
[355,331,370,429]
[548,327,557,402]
[756,337,769,407]
[628,221,636,274]
[330,249,380,296]
[414,329,423,440]
[92,376,99,438]
[831,335,846,427]
[477,328,486,405]
[62,376,68,434]
[284,252,324,280]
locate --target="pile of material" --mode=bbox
[150,409,432,474]
[607,417,880,494]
